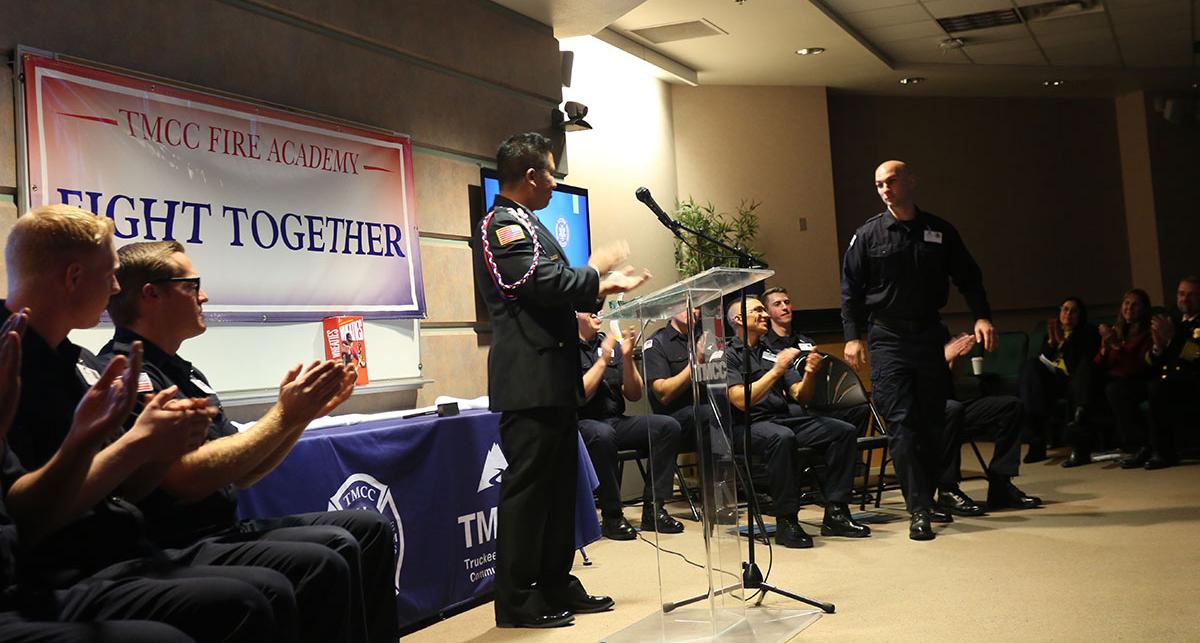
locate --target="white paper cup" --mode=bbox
[970,356,984,376]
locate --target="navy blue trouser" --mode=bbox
[579,414,682,517]
[940,396,1023,487]
[868,323,948,513]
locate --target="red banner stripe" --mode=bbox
[58,112,119,126]
[362,165,392,172]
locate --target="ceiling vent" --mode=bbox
[1019,0,1105,23]
[936,9,1021,33]
[630,19,728,44]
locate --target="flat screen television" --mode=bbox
[480,167,591,268]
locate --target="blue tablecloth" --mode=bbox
[236,409,601,630]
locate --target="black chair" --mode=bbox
[803,355,894,510]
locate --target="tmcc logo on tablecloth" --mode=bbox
[329,473,404,591]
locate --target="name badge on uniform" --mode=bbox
[762,351,778,363]
[190,377,217,395]
[923,230,943,244]
[797,342,815,352]
[77,362,101,386]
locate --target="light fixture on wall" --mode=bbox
[899,77,925,85]
[1042,79,1065,87]
[795,47,825,56]
[553,101,592,132]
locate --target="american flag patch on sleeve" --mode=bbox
[495,224,526,246]
[137,372,154,393]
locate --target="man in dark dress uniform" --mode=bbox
[99,240,398,643]
[471,132,651,628]
[841,160,996,541]
[1142,276,1200,469]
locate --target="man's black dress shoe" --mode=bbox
[601,516,637,541]
[1061,451,1091,468]
[1119,447,1152,469]
[774,515,813,549]
[820,503,871,537]
[909,511,935,541]
[1023,444,1048,464]
[816,501,873,537]
[496,610,575,629]
[986,478,1042,509]
[1145,452,1178,470]
[641,504,685,534]
[547,592,614,614]
[937,486,986,516]
[927,508,953,523]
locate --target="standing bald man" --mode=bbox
[841,160,995,541]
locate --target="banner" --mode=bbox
[20,52,425,320]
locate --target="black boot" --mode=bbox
[937,485,987,516]
[640,502,684,534]
[1119,447,1152,469]
[986,476,1042,509]
[600,515,637,540]
[774,515,813,549]
[820,503,871,538]
[909,510,935,541]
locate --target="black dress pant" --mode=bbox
[940,396,1023,487]
[868,323,948,513]
[778,413,858,504]
[1018,357,1073,446]
[0,613,192,643]
[735,413,856,514]
[494,406,581,622]
[579,414,682,517]
[170,536,351,642]
[1147,374,1198,457]
[233,511,398,643]
[67,560,283,642]
[1105,378,1149,451]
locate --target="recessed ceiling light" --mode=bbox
[899,77,925,85]
[795,47,825,56]
[1042,80,1065,87]
[939,37,966,50]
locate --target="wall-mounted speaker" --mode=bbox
[560,50,574,88]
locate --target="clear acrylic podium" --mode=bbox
[598,268,822,642]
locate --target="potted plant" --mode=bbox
[671,197,763,277]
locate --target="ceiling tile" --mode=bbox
[919,0,1016,20]
[881,39,972,63]
[968,49,1049,65]
[842,4,932,30]
[823,0,917,14]
[1027,12,1111,35]
[964,38,1042,57]
[1033,25,1115,48]
[861,21,947,43]
[1119,29,1192,67]
[1105,1,1190,24]
[1043,42,1122,67]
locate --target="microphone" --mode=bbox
[635,187,673,228]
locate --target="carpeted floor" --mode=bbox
[407,444,1200,641]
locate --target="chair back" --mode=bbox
[807,355,871,410]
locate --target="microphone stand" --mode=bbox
[653,211,835,615]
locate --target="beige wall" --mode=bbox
[0,0,563,406]
[1115,91,1164,304]
[672,86,841,309]
[558,37,679,295]
[829,94,1131,315]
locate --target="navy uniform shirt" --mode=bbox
[0,447,23,608]
[642,322,695,415]
[577,333,625,420]
[723,337,802,424]
[762,327,818,358]
[98,328,241,548]
[841,207,991,341]
[0,304,155,588]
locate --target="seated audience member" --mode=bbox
[1141,276,1200,469]
[100,241,397,643]
[1018,297,1100,463]
[643,308,724,447]
[575,312,685,540]
[762,286,872,430]
[0,209,296,641]
[724,297,869,548]
[938,333,1041,514]
[1064,289,1153,468]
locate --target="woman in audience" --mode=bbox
[1062,288,1153,467]
[1019,296,1099,463]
